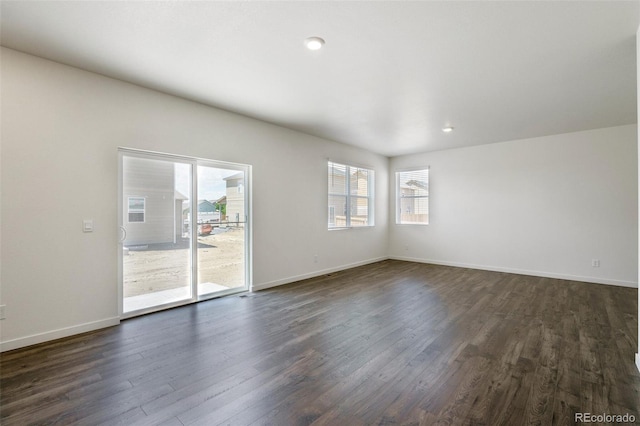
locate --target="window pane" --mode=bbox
[328,162,347,195]
[128,212,144,223]
[197,166,246,296]
[122,156,192,313]
[397,169,429,224]
[329,195,347,227]
[350,196,369,227]
[128,197,145,212]
[350,168,369,196]
[399,197,428,224]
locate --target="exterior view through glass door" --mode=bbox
[119,149,250,317]
[196,166,246,297]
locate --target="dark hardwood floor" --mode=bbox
[1,260,638,425]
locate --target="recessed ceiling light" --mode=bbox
[305,37,325,50]
[442,127,454,133]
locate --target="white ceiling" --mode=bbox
[1,1,639,157]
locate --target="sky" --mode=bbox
[175,164,241,201]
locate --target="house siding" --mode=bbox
[123,156,177,246]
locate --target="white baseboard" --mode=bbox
[636,353,640,373]
[2,257,633,352]
[0,317,120,353]
[255,255,638,291]
[389,256,638,288]
[252,256,388,291]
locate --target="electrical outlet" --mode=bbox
[0,305,6,320]
[591,259,600,267]
[314,255,318,263]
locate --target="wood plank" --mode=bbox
[1,260,637,425]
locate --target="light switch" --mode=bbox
[83,219,94,233]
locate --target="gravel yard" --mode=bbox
[123,227,245,297]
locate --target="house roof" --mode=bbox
[223,172,244,181]
[404,180,428,191]
[174,190,189,200]
[198,199,216,213]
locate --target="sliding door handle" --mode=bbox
[119,226,127,243]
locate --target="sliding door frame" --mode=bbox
[118,147,252,319]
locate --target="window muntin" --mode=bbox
[328,161,374,228]
[396,168,429,225]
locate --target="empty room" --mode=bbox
[1,1,639,425]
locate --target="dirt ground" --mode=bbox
[123,227,245,297]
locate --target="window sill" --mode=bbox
[328,226,375,231]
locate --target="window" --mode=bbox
[328,206,336,226]
[328,161,374,228]
[128,197,145,223]
[396,168,429,225]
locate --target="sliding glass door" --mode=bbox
[118,149,250,317]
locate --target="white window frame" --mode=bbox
[396,167,429,225]
[328,161,374,229]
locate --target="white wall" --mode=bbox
[0,48,389,351]
[2,46,637,354]
[389,125,638,287]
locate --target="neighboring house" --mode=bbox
[224,172,245,224]
[197,199,220,223]
[399,179,429,224]
[351,168,370,222]
[122,156,188,246]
